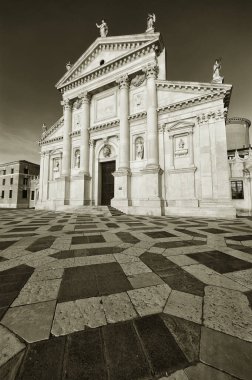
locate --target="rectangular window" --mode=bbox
[3,170,6,175]
[2,179,5,185]
[22,190,27,198]
[1,190,4,198]
[11,168,14,174]
[10,178,13,185]
[23,177,28,185]
[24,168,29,174]
[231,180,244,199]
[31,191,35,200]
[9,190,12,198]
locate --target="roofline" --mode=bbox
[0,160,40,167]
[226,117,251,127]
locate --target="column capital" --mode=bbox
[61,99,72,110]
[116,74,129,90]
[78,91,91,104]
[142,63,158,79]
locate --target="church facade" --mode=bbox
[37,20,236,218]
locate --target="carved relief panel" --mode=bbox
[95,92,117,123]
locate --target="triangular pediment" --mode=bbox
[39,117,64,145]
[56,33,162,89]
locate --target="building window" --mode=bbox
[1,190,4,198]
[22,190,27,198]
[10,178,13,185]
[24,168,29,174]
[3,170,6,175]
[231,180,244,199]
[31,191,35,200]
[11,168,14,174]
[2,179,5,185]
[23,177,28,185]
[9,190,12,198]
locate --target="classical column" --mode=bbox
[79,92,91,175]
[117,75,130,170]
[144,63,159,168]
[188,132,194,166]
[61,99,72,176]
[169,135,174,168]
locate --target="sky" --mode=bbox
[0,0,252,164]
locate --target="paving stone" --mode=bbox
[64,329,108,380]
[116,231,140,244]
[0,324,25,369]
[120,261,152,276]
[159,370,189,379]
[161,314,201,363]
[1,300,56,343]
[184,264,248,291]
[128,272,164,288]
[225,268,252,289]
[200,326,252,380]
[103,321,150,380]
[135,314,188,377]
[203,286,252,341]
[128,284,171,316]
[102,292,137,322]
[164,290,202,324]
[0,350,25,380]
[11,278,61,306]
[168,254,198,267]
[26,235,56,252]
[51,301,85,336]
[75,297,107,327]
[185,363,238,380]
[72,235,105,244]
[18,336,65,380]
[114,252,139,263]
[28,268,64,282]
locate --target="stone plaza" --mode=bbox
[0,207,252,379]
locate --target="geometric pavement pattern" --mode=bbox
[0,207,252,379]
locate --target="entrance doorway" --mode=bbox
[100,161,115,205]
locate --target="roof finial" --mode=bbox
[96,20,108,37]
[146,13,156,33]
[66,62,72,71]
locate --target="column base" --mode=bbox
[113,168,131,203]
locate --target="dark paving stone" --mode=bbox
[49,225,64,231]
[141,252,205,296]
[224,243,252,255]
[161,314,201,362]
[225,234,252,242]
[144,231,176,239]
[75,224,98,229]
[64,329,107,380]
[188,250,252,273]
[27,236,56,252]
[0,290,20,308]
[129,227,160,231]
[200,228,229,234]
[106,223,119,228]
[126,222,145,226]
[154,240,206,249]
[0,256,8,262]
[0,350,25,380]
[103,322,150,380]
[18,337,65,380]
[58,263,133,302]
[200,327,252,380]
[116,231,140,244]
[0,240,18,250]
[135,314,188,377]
[10,227,38,232]
[71,235,105,244]
[175,228,207,238]
[51,246,124,259]
[0,307,7,319]
[0,233,37,238]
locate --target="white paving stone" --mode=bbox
[102,292,137,323]
[164,290,203,324]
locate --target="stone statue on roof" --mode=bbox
[42,123,47,136]
[146,13,156,32]
[96,20,108,37]
[212,58,224,83]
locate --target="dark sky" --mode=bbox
[1,0,251,164]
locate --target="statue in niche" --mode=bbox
[96,20,108,37]
[74,149,80,168]
[178,138,185,149]
[146,13,156,31]
[135,137,144,160]
[103,144,111,158]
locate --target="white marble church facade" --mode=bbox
[37,20,236,218]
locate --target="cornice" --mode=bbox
[128,111,147,121]
[39,135,63,146]
[70,129,81,137]
[89,119,119,132]
[58,39,161,93]
[197,109,227,124]
[38,116,64,143]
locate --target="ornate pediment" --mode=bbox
[56,33,163,91]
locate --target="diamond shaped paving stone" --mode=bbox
[27,236,56,252]
[154,240,206,249]
[161,314,201,363]
[225,234,252,241]
[144,231,176,239]
[103,321,150,380]
[200,228,229,234]
[10,227,38,232]
[116,231,140,244]
[135,314,189,377]
[0,240,18,250]
[71,235,105,244]
[17,336,66,380]
[187,250,252,273]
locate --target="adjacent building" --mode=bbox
[37,19,238,217]
[0,160,40,208]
